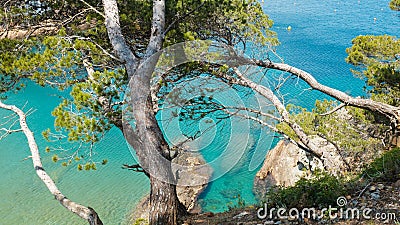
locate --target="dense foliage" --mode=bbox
[390,0,400,10]
[0,0,277,169]
[265,170,346,209]
[363,147,400,181]
[346,35,400,106]
[276,100,387,154]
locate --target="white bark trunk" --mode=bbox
[0,101,103,225]
[254,60,400,128]
[102,1,184,224]
[230,67,323,158]
[102,0,137,76]
[145,0,166,57]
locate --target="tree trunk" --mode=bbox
[102,0,185,223]
[125,66,186,224]
[149,177,184,225]
[0,101,103,225]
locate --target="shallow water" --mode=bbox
[0,0,399,224]
[0,85,149,225]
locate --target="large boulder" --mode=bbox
[253,136,346,200]
[130,152,212,223]
[173,152,213,212]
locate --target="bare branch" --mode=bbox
[0,127,22,133]
[0,101,103,225]
[319,103,346,116]
[78,0,105,18]
[122,163,145,172]
[229,67,323,158]
[61,35,121,62]
[221,107,318,157]
[253,60,400,128]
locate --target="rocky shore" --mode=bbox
[181,179,400,224]
[253,136,346,199]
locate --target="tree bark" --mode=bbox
[217,67,323,159]
[253,60,400,129]
[102,0,184,224]
[126,59,186,225]
[102,0,138,76]
[0,101,103,225]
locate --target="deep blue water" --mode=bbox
[0,0,398,224]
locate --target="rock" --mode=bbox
[130,152,212,223]
[0,25,58,39]
[232,211,250,219]
[203,212,214,217]
[371,192,380,200]
[253,140,305,198]
[254,136,345,199]
[173,152,213,212]
[369,186,377,192]
[394,180,400,188]
[391,135,400,147]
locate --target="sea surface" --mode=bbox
[0,0,399,224]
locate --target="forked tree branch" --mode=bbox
[229,67,323,158]
[0,101,103,225]
[220,107,319,158]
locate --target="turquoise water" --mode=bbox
[0,0,399,224]
[198,0,400,212]
[0,84,149,224]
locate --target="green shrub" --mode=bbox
[133,218,148,225]
[264,171,345,209]
[363,147,400,181]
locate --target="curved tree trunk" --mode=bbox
[0,101,103,225]
[124,85,186,225]
[102,0,185,224]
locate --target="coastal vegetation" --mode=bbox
[264,147,400,210]
[0,0,399,225]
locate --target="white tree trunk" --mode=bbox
[254,60,400,129]
[0,101,103,225]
